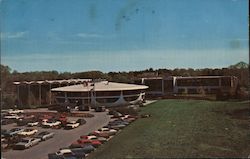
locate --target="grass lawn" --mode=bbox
[88,99,250,158]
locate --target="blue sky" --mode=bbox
[0,0,249,72]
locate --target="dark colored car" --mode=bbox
[5,128,24,137]
[76,119,86,125]
[69,144,95,154]
[78,106,90,111]
[1,129,7,136]
[1,119,15,125]
[36,131,54,141]
[16,119,32,126]
[95,106,106,112]
[48,149,85,159]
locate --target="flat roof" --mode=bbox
[51,81,148,92]
[13,79,92,85]
[142,76,234,80]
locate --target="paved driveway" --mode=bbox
[2,110,110,159]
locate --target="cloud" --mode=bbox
[76,33,103,38]
[1,31,28,39]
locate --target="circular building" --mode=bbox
[51,81,148,107]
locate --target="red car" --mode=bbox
[77,139,101,148]
[80,135,97,140]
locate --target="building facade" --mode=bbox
[51,81,148,107]
[141,76,238,96]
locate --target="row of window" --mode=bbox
[143,77,233,89]
[56,95,140,104]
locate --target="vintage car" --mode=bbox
[6,109,24,114]
[27,121,39,127]
[4,114,21,120]
[42,120,61,128]
[4,128,24,137]
[65,121,80,129]
[18,129,38,136]
[13,138,41,150]
[48,148,85,159]
[36,131,54,141]
[76,139,102,148]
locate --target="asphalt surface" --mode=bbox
[2,110,110,159]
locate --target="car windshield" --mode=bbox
[25,129,32,132]
[10,128,20,132]
[38,132,48,135]
[21,139,30,143]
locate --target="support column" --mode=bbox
[39,84,42,106]
[17,85,20,106]
[64,92,67,102]
[161,78,164,95]
[28,84,31,106]
[49,84,52,105]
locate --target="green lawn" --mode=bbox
[88,99,250,158]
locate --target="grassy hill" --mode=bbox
[88,99,250,158]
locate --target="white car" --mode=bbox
[65,121,80,129]
[27,121,39,127]
[42,120,61,128]
[56,149,73,155]
[7,109,24,114]
[97,128,117,134]
[86,135,98,140]
[18,129,38,136]
[4,114,21,119]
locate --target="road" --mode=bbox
[2,110,110,159]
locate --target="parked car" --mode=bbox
[1,119,15,125]
[4,128,24,137]
[76,119,86,125]
[69,143,95,154]
[65,121,80,129]
[27,121,39,127]
[76,139,102,148]
[13,138,41,150]
[81,135,108,143]
[80,135,97,140]
[107,123,126,130]
[96,137,108,143]
[7,109,24,114]
[97,128,117,135]
[78,105,90,111]
[95,106,106,112]
[36,131,54,141]
[48,149,85,159]
[70,148,86,158]
[4,114,21,120]
[111,112,123,118]
[1,129,7,137]
[16,119,32,126]
[42,120,61,128]
[89,131,110,138]
[18,129,38,136]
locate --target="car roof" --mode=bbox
[59,149,72,153]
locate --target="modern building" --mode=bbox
[51,81,148,107]
[141,76,239,96]
[13,79,92,106]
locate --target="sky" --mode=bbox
[0,0,249,73]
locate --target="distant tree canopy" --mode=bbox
[0,61,249,107]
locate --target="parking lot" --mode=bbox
[2,109,110,159]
